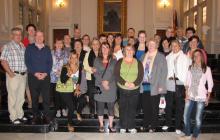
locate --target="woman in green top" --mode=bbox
[114,44,144,134]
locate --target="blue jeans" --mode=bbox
[183,100,205,138]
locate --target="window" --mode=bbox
[186,16,189,27]
[203,6,207,24]
[194,0,198,7]
[28,9,33,24]
[36,14,40,28]
[19,3,24,26]
[194,11,198,30]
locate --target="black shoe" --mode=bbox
[43,116,51,124]
[32,116,39,125]
[108,127,116,133]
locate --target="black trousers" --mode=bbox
[50,83,65,111]
[142,93,160,129]
[119,88,139,129]
[87,80,96,114]
[165,85,185,129]
[59,93,75,125]
[28,74,50,117]
[73,94,87,114]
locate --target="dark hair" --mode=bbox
[186,27,196,34]
[113,33,123,49]
[188,35,199,43]
[74,39,83,48]
[190,49,207,73]
[138,30,146,37]
[99,34,106,39]
[98,42,112,60]
[26,24,37,31]
[128,28,135,32]
[82,34,90,40]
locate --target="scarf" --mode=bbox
[142,50,157,82]
[190,66,203,98]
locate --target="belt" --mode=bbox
[14,71,26,75]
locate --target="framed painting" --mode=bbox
[98,0,127,35]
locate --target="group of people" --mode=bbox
[0,24,214,140]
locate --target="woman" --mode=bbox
[141,39,167,132]
[115,45,144,134]
[181,49,213,140]
[162,38,171,56]
[83,38,100,118]
[135,30,148,61]
[51,39,69,118]
[56,51,80,132]
[187,35,207,64]
[162,40,191,134]
[82,34,91,52]
[113,33,123,60]
[107,33,114,48]
[73,39,87,121]
[94,42,117,132]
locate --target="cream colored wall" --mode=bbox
[48,0,178,47]
[0,0,18,47]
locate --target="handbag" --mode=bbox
[56,78,75,93]
[95,60,110,95]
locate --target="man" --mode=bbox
[176,27,187,49]
[63,34,72,56]
[71,28,81,49]
[0,27,27,124]
[123,28,137,46]
[25,31,53,124]
[159,26,176,52]
[98,34,107,44]
[182,27,204,53]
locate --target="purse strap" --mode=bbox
[101,59,110,78]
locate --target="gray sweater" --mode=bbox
[94,58,117,102]
[141,52,168,96]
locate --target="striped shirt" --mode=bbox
[0,41,27,72]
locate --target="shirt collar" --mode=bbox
[35,43,45,49]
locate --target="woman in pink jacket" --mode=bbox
[181,49,214,140]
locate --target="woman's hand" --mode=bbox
[102,80,110,90]
[91,68,96,73]
[125,82,135,89]
[185,91,190,102]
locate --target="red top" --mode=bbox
[22,37,30,48]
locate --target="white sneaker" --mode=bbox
[12,119,21,125]
[56,110,61,118]
[62,109,68,117]
[176,129,182,135]
[128,128,137,134]
[162,126,169,131]
[120,129,126,133]
[19,116,28,121]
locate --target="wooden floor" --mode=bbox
[0,132,220,140]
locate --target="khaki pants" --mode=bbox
[6,73,26,121]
